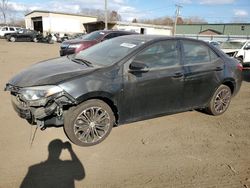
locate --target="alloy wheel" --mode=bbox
[73,107,111,144]
[214,88,231,114]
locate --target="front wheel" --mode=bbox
[33,37,38,42]
[64,99,115,146]
[206,85,232,116]
[9,36,16,42]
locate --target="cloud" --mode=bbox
[199,0,234,4]
[233,9,248,17]
[7,0,143,21]
[8,2,27,12]
[118,6,146,21]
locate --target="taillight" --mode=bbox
[237,63,243,71]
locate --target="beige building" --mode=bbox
[25,10,97,35]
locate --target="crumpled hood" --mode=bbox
[7,56,97,87]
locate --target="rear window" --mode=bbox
[183,41,210,64]
[2,27,8,31]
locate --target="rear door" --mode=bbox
[181,40,224,108]
[121,39,185,122]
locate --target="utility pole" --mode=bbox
[173,4,182,36]
[105,0,108,30]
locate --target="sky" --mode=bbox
[4,0,250,23]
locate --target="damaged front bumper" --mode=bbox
[6,84,76,128]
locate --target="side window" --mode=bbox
[133,40,180,68]
[2,27,8,31]
[9,27,15,31]
[183,41,210,65]
[245,42,250,49]
[209,49,219,61]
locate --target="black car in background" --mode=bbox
[5,36,243,146]
[60,30,137,56]
[6,29,40,42]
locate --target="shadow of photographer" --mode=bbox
[20,139,85,188]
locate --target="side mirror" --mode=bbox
[128,60,149,73]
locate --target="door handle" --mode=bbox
[215,67,223,71]
[172,72,184,78]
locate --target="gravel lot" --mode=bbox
[0,39,249,188]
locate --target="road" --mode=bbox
[0,39,249,188]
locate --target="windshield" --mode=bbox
[79,31,106,41]
[220,41,245,49]
[75,37,145,66]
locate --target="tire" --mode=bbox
[64,99,115,146]
[33,38,38,42]
[10,36,16,42]
[206,85,232,116]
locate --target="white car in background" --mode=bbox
[220,40,250,66]
[0,26,22,38]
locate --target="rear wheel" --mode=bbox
[206,85,232,116]
[64,99,115,146]
[10,36,16,42]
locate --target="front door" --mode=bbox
[121,40,185,122]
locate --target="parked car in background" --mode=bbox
[0,26,22,38]
[6,29,40,42]
[220,40,250,66]
[36,33,58,44]
[56,33,85,43]
[60,30,137,56]
[5,36,242,146]
[205,40,220,48]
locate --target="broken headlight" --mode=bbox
[20,85,63,101]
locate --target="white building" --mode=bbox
[114,22,172,35]
[83,21,173,35]
[25,10,97,35]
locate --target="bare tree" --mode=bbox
[109,11,121,22]
[183,16,207,24]
[132,18,138,23]
[0,0,8,24]
[80,8,122,22]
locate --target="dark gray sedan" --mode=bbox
[5,35,243,146]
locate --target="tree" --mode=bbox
[0,0,8,24]
[132,18,138,23]
[109,10,121,22]
[80,8,122,22]
[183,16,207,24]
[139,16,174,26]
[177,17,184,24]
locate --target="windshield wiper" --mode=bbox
[71,58,93,67]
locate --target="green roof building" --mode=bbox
[176,23,250,36]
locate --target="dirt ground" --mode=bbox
[0,39,249,188]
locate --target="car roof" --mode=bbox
[222,39,249,43]
[117,34,209,43]
[95,30,137,34]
